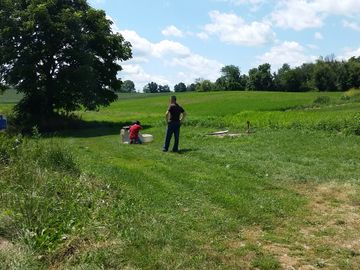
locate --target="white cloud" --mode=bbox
[203,10,275,46]
[161,25,184,37]
[120,30,191,59]
[314,32,323,40]
[257,41,317,70]
[169,54,223,82]
[153,40,191,57]
[307,44,319,50]
[343,20,360,31]
[271,0,360,30]
[339,47,360,60]
[217,0,266,10]
[219,0,265,4]
[271,1,324,30]
[197,32,209,40]
[121,63,170,88]
[107,20,223,90]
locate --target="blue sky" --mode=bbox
[89,0,360,90]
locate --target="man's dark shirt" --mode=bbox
[168,103,185,122]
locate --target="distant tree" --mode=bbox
[186,83,196,92]
[314,60,337,91]
[247,68,258,91]
[346,57,360,89]
[215,77,226,91]
[158,84,171,92]
[0,0,132,122]
[274,64,291,91]
[247,63,274,91]
[218,65,245,91]
[221,65,240,82]
[196,80,214,92]
[285,68,311,92]
[239,74,249,90]
[120,80,136,93]
[143,82,158,93]
[174,82,187,92]
[299,63,316,91]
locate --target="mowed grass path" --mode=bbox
[1,91,360,269]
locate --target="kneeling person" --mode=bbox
[129,121,142,144]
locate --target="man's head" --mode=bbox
[170,95,177,104]
[133,120,140,125]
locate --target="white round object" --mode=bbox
[141,134,153,143]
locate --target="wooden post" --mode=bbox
[246,121,250,133]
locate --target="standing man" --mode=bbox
[163,95,186,152]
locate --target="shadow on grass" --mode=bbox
[174,148,198,154]
[48,120,153,138]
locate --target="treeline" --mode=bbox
[119,56,360,93]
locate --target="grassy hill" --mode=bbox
[1,91,360,269]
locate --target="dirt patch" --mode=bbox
[300,183,360,251]
[264,244,299,269]
[0,237,12,251]
[219,182,360,269]
[49,238,122,270]
[264,182,360,269]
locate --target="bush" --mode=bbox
[313,96,331,105]
[341,88,360,101]
[343,113,360,135]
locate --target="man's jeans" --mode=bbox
[163,121,181,151]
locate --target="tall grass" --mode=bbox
[0,134,115,267]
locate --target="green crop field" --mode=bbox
[1,91,360,269]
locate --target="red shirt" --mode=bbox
[129,124,142,139]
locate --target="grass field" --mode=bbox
[1,91,360,269]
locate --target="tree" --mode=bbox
[121,80,136,93]
[221,65,240,82]
[273,64,291,91]
[174,82,186,92]
[218,65,245,91]
[143,82,158,93]
[346,57,360,89]
[0,0,132,122]
[284,68,310,92]
[195,80,214,92]
[186,83,196,92]
[247,63,274,91]
[313,60,337,91]
[215,77,226,91]
[158,84,170,92]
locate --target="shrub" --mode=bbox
[313,96,331,105]
[341,88,360,101]
[343,113,360,135]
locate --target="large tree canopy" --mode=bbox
[0,0,132,119]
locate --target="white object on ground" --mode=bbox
[207,130,229,135]
[141,134,153,143]
[120,127,130,143]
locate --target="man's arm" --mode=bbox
[180,111,186,122]
[165,111,170,123]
